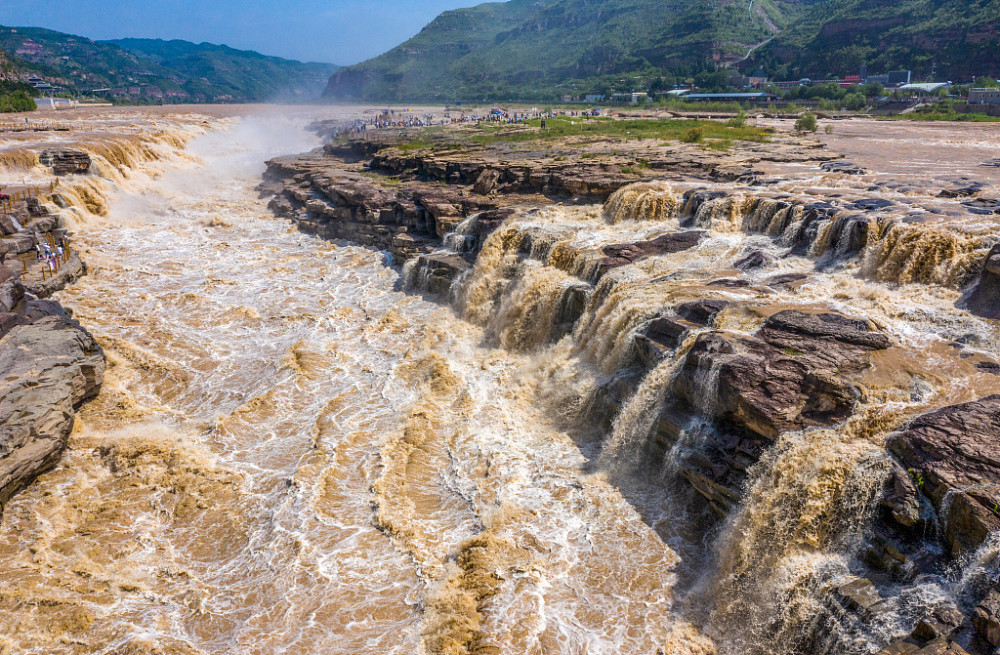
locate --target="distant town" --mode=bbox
[571,67,1000,116]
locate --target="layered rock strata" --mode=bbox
[0,193,103,517]
[38,149,93,176]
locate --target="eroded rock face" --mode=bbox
[673,310,890,441]
[0,274,24,314]
[594,230,705,279]
[38,149,92,176]
[886,395,1000,557]
[405,253,471,297]
[965,244,1000,319]
[641,310,891,516]
[0,316,105,512]
[633,300,728,367]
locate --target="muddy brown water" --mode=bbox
[0,110,687,655]
[0,109,999,655]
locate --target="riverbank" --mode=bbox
[0,177,104,514]
[263,116,1000,654]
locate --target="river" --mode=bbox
[0,111,699,655]
[2,108,999,655]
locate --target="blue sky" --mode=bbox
[0,0,487,65]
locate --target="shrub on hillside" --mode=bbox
[0,91,35,113]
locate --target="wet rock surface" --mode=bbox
[0,316,104,512]
[674,310,890,442]
[961,198,1000,215]
[821,160,867,175]
[938,183,984,199]
[965,244,1000,319]
[595,230,705,279]
[38,149,92,176]
[886,395,1000,557]
[405,252,472,297]
[639,310,893,517]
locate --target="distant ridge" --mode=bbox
[750,0,1000,82]
[0,26,338,103]
[324,0,1000,102]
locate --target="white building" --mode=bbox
[969,88,1000,105]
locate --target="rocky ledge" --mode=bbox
[0,314,104,511]
[260,124,833,270]
[38,149,93,176]
[0,196,103,517]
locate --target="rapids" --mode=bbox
[3,109,1000,655]
[0,114,683,654]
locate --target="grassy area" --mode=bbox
[659,99,746,113]
[468,117,770,145]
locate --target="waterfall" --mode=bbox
[604,181,682,224]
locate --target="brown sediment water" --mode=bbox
[0,109,682,655]
[3,109,1000,655]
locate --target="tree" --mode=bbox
[795,112,818,133]
[0,90,36,113]
[862,83,884,98]
[843,93,866,110]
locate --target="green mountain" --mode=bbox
[325,0,808,102]
[108,39,337,102]
[0,26,337,103]
[748,0,1000,82]
[324,0,999,102]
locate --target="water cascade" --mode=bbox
[3,109,999,655]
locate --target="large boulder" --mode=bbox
[886,395,1000,557]
[0,274,25,313]
[0,316,104,512]
[673,310,890,441]
[0,213,20,235]
[973,589,1000,648]
[473,168,501,195]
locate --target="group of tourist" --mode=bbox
[34,239,65,273]
[328,106,610,139]
[333,112,440,137]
